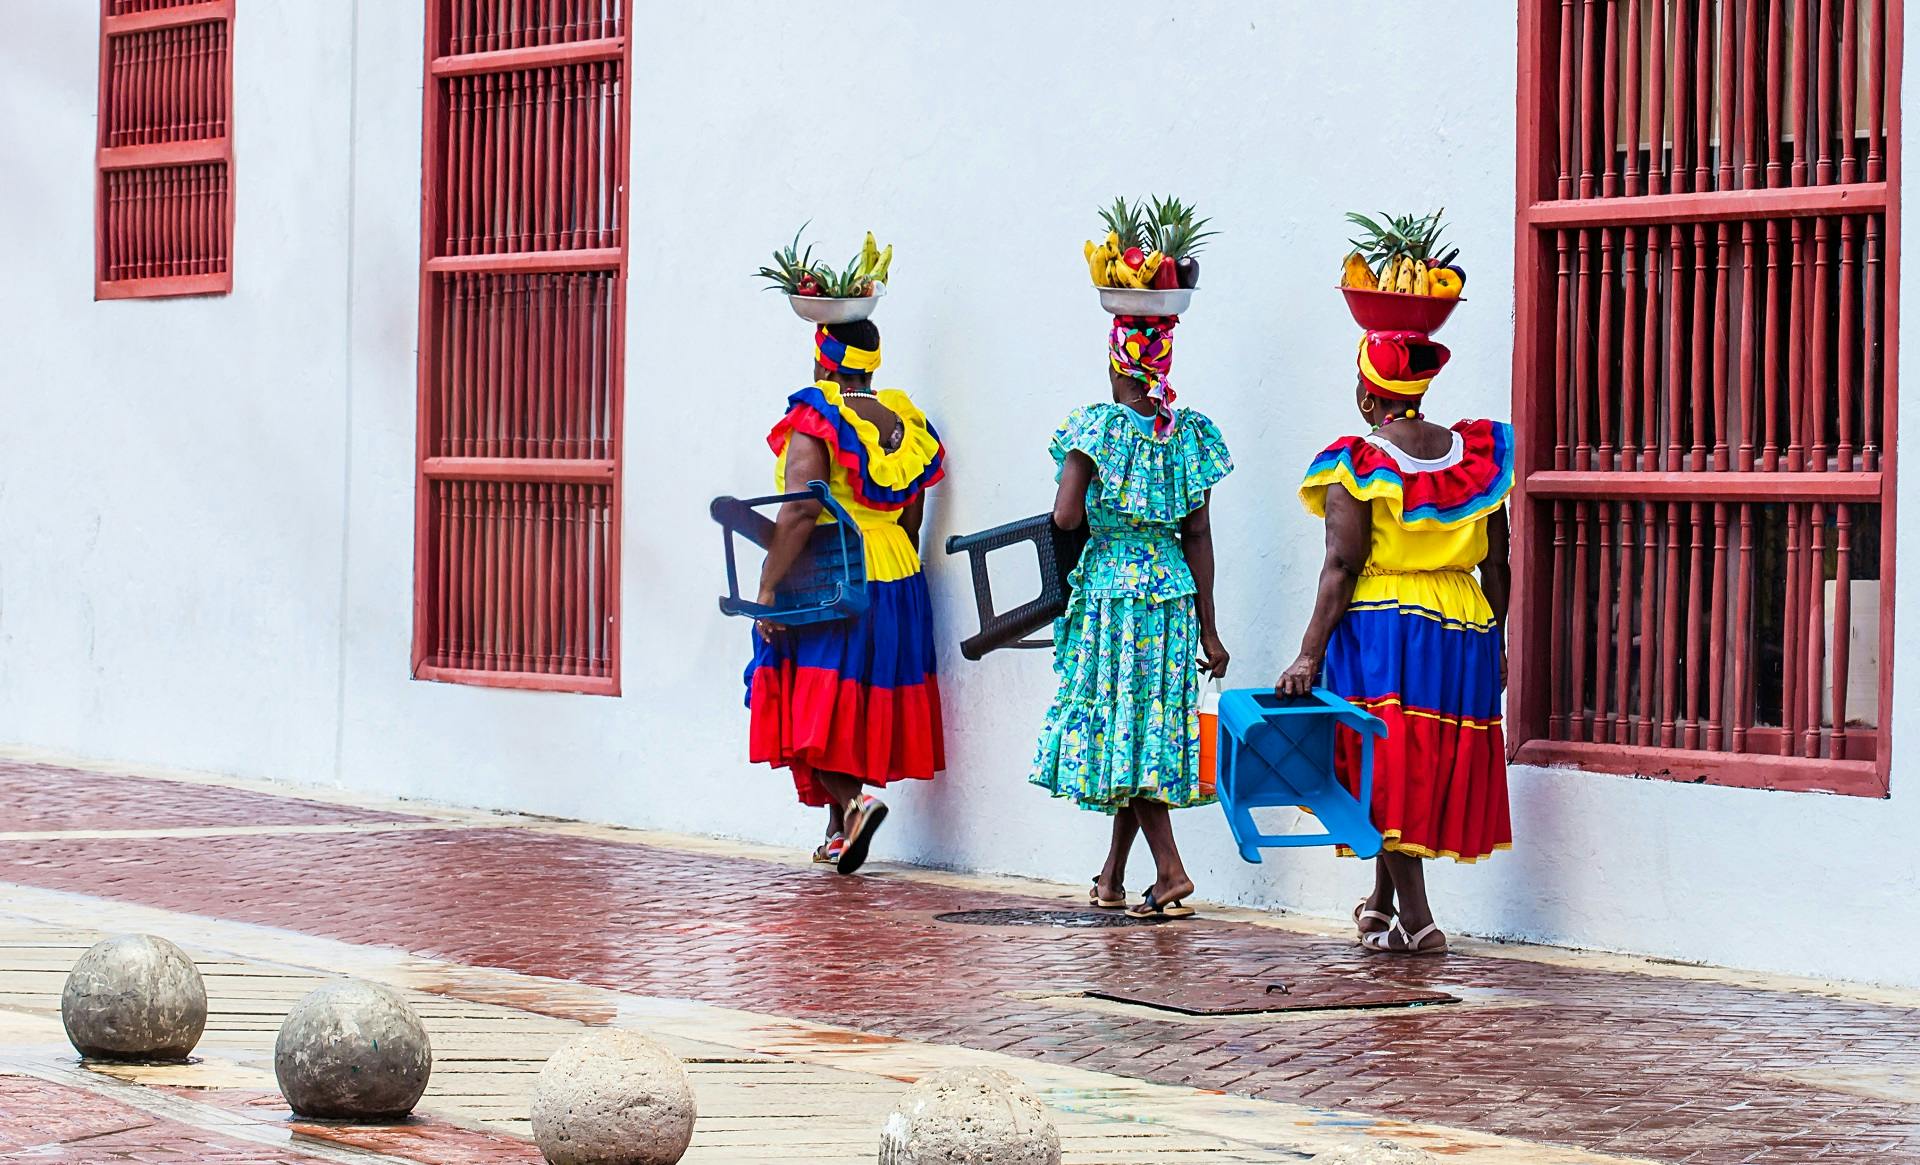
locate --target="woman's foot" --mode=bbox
[1126,877,1196,919]
[812,834,847,865]
[1353,897,1393,937]
[1090,879,1126,909]
[835,795,889,875]
[1360,918,1449,956]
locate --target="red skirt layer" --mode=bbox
[749,664,944,806]
[1335,700,1511,862]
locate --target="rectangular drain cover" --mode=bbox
[1086,976,1456,1015]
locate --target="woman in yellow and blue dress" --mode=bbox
[748,319,945,876]
[1279,329,1512,955]
[1032,315,1232,920]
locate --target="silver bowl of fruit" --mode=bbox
[1098,286,1195,317]
[789,285,886,325]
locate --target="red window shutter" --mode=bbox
[1512,0,1899,794]
[411,2,631,695]
[95,0,235,299]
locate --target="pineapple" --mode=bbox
[1147,195,1219,259]
[755,222,822,294]
[1345,208,1452,288]
[1097,196,1152,252]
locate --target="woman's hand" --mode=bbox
[1198,632,1230,679]
[1275,653,1320,697]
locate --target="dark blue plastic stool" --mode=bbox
[1215,687,1388,862]
[711,480,868,625]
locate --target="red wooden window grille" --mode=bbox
[95,0,235,299]
[1513,0,1900,794]
[411,1,631,695]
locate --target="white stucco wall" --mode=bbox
[3,2,1914,986]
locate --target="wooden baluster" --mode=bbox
[1720,0,1739,189]
[1837,216,1858,471]
[1809,216,1831,471]
[1599,229,1617,466]
[1595,501,1616,741]
[1781,503,1802,750]
[1866,0,1885,179]
[1739,221,1758,468]
[1561,0,1579,197]
[1551,502,1570,739]
[1804,504,1827,756]
[1625,0,1646,193]
[1603,0,1622,195]
[1690,222,1711,469]
[1638,501,1662,744]
[1732,503,1755,750]
[1556,232,1573,469]
[1582,0,1602,197]
[1863,217,1881,470]
[1576,231,1595,469]
[1831,504,1854,753]
[1573,503,1594,740]
[1709,501,1730,748]
[1763,220,1784,467]
[1622,227,1643,465]
[1643,229,1665,467]
[1683,501,1707,749]
[1791,0,1810,184]
[1839,0,1859,182]
[1767,0,1787,185]
[1785,218,1806,469]
[1614,503,1637,741]
[1651,0,1670,191]
[1713,226,1732,470]
[1660,501,1684,747]
[1666,224,1687,470]
[1694,0,1714,191]
[1672,0,1694,190]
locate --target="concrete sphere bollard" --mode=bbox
[531,1029,697,1165]
[60,934,207,1062]
[274,980,432,1120]
[878,1067,1060,1165]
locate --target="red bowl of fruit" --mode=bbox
[1341,287,1463,334]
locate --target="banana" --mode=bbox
[1412,260,1430,296]
[874,244,892,283]
[860,231,880,278]
[1086,240,1109,286]
[1140,251,1165,285]
[1396,256,1416,294]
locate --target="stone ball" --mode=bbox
[274,980,432,1120]
[1310,1140,1442,1165]
[531,1029,697,1165]
[60,934,207,1062]
[879,1067,1060,1165]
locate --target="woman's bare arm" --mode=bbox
[1052,450,1094,531]
[1481,507,1511,625]
[755,433,830,612]
[900,494,926,552]
[1181,493,1229,678]
[1276,485,1372,695]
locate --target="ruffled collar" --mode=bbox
[768,382,945,510]
[1301,419,1513,530]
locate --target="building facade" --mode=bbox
[4,2,1914,985]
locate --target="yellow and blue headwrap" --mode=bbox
[815,326,882,375]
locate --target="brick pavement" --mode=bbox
[0,766,1915,1163]
[0,761,421,832]
[0,1075,309,1162]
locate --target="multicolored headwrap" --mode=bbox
[1358,329,1451,402]
[815,326,882,375]
[1109,314,1179,436]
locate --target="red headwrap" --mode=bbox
[1109,314,1179,436]
[1358,330,1451,401]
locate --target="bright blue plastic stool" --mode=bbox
[711,480,869,626]
[1214,687,1389,862]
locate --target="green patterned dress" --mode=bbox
[1030,404,1233,813]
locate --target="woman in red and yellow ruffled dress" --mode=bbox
[747,319,945,876]
[1279,329,1513,955]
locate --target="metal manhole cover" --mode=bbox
[1086,977,1457,1015]
[933,909,1173,929]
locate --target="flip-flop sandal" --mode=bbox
[1089,883,1126,910]
[1125,891,1196,920]
[812,834,847,864]
[1361,919,1449,956]
[1353,899,1393,936]
[835,796,889,875]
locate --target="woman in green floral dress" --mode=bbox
[1031,315,1232,919]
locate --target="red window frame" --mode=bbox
[1511,0,1901,795]
[95,0,236,300]
[410,1,633,695]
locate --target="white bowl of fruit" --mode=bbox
[757,226,893,324]
[1085,196,1213,317]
